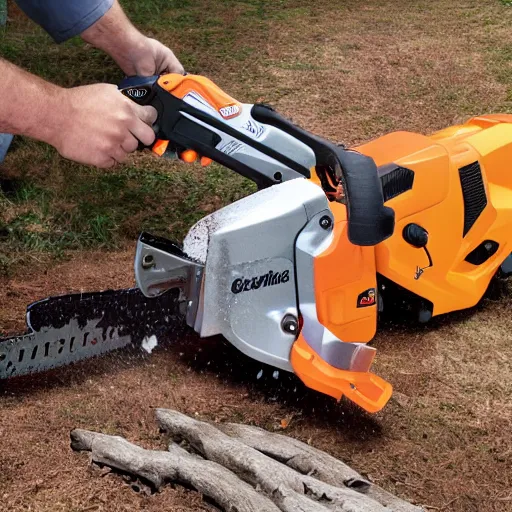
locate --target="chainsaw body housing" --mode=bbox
[128,75,512,413]
[184,179,321,371]
[358,115,512,320]
[7,75,510,413]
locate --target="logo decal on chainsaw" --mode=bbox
[125,87,148,99]
[231,270,290,294]
[357,288,376,307]
[241,119,265,138]
[219,140,245,155]
[219,104,241,119]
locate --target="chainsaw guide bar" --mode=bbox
[0,288,181,379]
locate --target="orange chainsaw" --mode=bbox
[2,73,512,414]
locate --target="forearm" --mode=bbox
[0,57,156,168]
[80,0,184,76]
[81,0,144,75]
[0,58,66,145]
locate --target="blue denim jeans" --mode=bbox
[0,133,13,163]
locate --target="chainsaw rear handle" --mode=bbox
[119,74,283,189]
[119,74,394,246]
[118,75,163,148]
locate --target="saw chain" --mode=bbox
[0,288,181,380]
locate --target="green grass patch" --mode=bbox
[120,0,192,27]
[0,141,254,275]
[0,0,293,84]
[0,0,277,274]
[2,0,512,275]
[484,45,512,113]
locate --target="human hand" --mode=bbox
[126,37,185,76]
[49,84,157,168]
[80,1,184,77]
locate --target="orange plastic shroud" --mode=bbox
[157,74,242,119]
[151,74,512,413]
[291,114,512,413]
[290,336,392,413]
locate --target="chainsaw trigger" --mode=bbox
[200,156,212,167]
[180,149,198,163]
[152,139,169,157]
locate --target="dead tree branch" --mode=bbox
[218,422,418,512]
[70,408,424,512]
[71,429,279,512]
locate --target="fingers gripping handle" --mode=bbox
[118,75,170,155]
[119,75,206,164]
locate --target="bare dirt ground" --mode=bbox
[2,1,512,511]
[1,251,512,512]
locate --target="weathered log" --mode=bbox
[156,409,423,512]
[218,422,419,512]
[71,429,280,512]
[71,409,424,512]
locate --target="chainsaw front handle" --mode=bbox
[250,103,395,246]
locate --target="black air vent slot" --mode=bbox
[378,164,414,202]
[465,240,499,265]
[459,161,487,237]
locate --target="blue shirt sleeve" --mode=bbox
[15,0,114,43]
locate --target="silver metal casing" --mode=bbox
[183,179,327,371]
[181,93,317,182]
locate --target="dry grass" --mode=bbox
[257,0,512,143]
[1,0,512,511]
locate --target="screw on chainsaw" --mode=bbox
[281,314,299,335]
[319,216,332,230]
[142,254,155,269]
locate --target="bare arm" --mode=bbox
[0,0,182,168]
[81,0,184,76]
[0,58,156,167]
[0,58,63,144]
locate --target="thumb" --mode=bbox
[131,103,158,126]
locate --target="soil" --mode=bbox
[0,246,511,512]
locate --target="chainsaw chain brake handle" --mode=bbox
[119,73,395,246]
